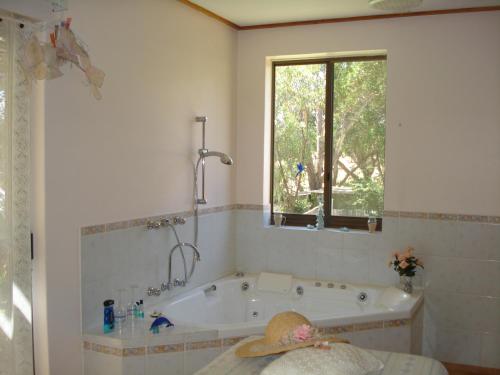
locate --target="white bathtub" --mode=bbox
[148,273,422,339]
[83,273,423,375]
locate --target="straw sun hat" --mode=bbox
[236,311,349,358]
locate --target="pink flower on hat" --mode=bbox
[292,324,313,342]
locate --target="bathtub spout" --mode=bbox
[204,284,216,294]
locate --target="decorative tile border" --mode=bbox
[320,324,353,334]
[105,221,130,232]
[399,211,428,219]
[428,213,458,221]
[457,214,490,223]
[353,321,384,331]
[80,204,238,236]
[384,210,500,223]
[81,205,500,236]
[186,339,222,351]
[384,319,411,328]
[82,316,414,357]
[81,225,106,236]
[88,342,124,357]
[123,347,146,357]
[489,216,500,224]
[147,343,184,354]
[383,210,399,218]
[80,204,267,236]
[222,336,247,347]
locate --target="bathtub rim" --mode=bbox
[83,273,423,348]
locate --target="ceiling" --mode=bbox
[189,0,500,27]
[0,0,56,21]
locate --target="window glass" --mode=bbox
[273,64,326,214]
[331,60,387,218]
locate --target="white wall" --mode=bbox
[34,0,237,374]
[236,12,500,216]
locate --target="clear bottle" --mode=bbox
[127,285,140,333]
[114,288,127,335]
[316,201,325,230]
[127,285,139,319]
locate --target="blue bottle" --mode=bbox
[103,299,115,333]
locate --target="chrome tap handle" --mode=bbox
[172,278,186,287]
[147,287,161,296]
[146,221,161,230]
[172,216,186,225]
[159,217,170,226]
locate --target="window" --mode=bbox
[271,56,387,230]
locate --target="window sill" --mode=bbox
[263,224,382,235]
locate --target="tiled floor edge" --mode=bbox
[82,317,413,357]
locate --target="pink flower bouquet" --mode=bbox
[388,247,423,277]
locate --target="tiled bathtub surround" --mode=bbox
[81,210,236,332]
[235,209,500,368]
[81,206,500,370]
[83,317,417,375]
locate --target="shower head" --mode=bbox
[201,150,234,166]
[220,154,233,166]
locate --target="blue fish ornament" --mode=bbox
[149,316,174,334]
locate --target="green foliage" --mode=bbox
[349,178,385,215]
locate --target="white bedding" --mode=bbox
[195,337,448,375]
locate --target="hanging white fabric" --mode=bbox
[0,17,33,375]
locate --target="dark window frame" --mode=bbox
[270,55,386,231]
